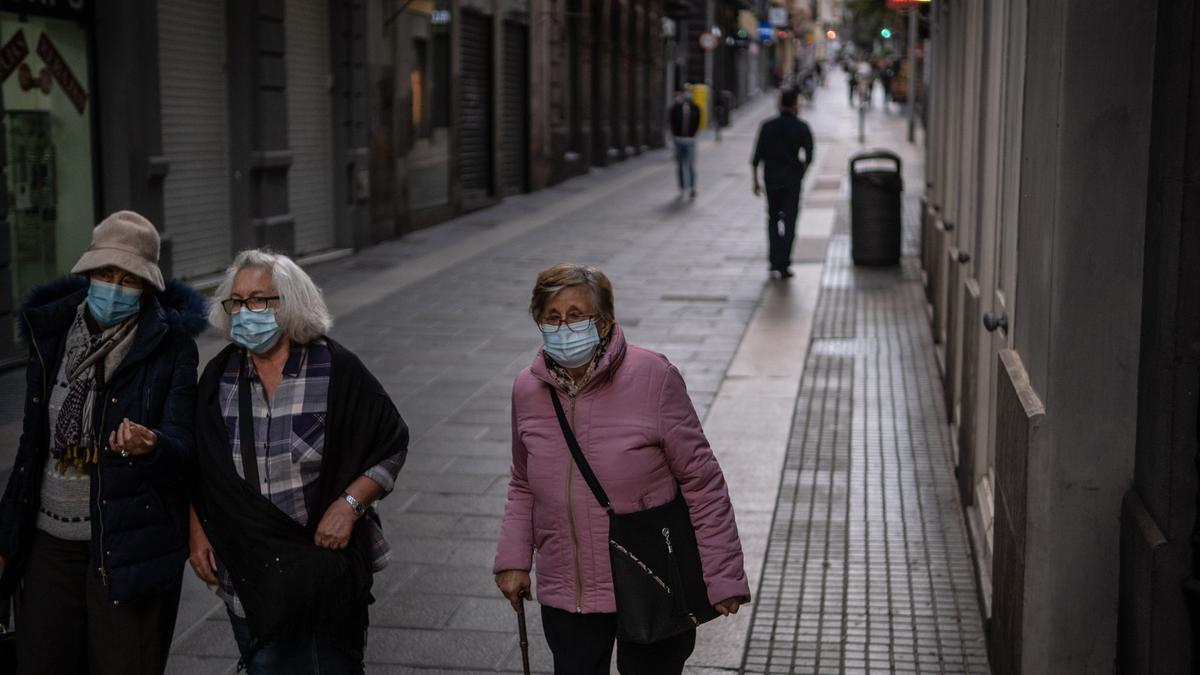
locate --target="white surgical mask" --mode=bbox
[540,319,601,368]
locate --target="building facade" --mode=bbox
[921,0,1198,672]
[0,0,697,367]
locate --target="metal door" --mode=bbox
[501,21,529,196]
[459,10,494,200]
[158,0,231,279]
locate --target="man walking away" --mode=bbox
[669,85,702,199]
[751,88,815,278]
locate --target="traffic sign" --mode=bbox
[757,22,774,42]
[699,32,718,51]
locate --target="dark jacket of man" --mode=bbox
[0,276,205,603]
[751,110,815,190]
[192,338,408,646]
[669,99,702,138]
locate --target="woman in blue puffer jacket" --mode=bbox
[0,211,206,675]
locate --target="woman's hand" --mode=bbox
[495,569,531,611]
[188,507,219,586]
[108,418,157,457]
[314,498,357,550]
[714,597,742,616]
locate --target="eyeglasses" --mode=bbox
[220,296,280,315]
[539,314,596,334]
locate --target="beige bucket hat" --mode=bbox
[71,211,165,291]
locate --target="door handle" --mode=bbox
[958,251,971,264]
[983,312,1008,333]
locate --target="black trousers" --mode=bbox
[540,604,696,675]
[766,187,802,271]
[15,530,182,675]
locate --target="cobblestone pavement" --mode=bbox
[739,184,990,669]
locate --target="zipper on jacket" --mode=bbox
[565,394,585,613]
[96,393,111,587]
[25,313,49,419]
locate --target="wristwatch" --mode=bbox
[342,492,367,518]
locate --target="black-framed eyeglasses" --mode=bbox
[220,296,280,315]
[539,314,596,334]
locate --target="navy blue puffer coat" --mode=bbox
[0,276,206,603]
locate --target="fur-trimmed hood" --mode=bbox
[18,275,209,341]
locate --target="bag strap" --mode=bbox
[547,384,612,514]
[238,352,262,489]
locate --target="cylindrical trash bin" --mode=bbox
[849,150,904,266]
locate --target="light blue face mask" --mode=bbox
[231,309,283,354]
[86,279,142,327]
[540,319,601,368]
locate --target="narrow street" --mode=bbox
[143,75,983,673]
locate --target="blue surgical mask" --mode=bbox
[86,279,142,327]
[540,319,601,368]
[231,309,283,354]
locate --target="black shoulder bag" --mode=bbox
[548,384,718,644]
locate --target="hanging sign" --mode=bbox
[0,28,29,82]
[36,31,87,113]
[768,7,788,27]
[699,32,718,51]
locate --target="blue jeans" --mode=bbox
[228,610,365,675]
[673,140,696,190]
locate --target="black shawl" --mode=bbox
[192,338,408,643]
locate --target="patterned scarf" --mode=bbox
[544,332,612,398]
[51,304,138,472]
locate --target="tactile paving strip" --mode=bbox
[742,205,990,673]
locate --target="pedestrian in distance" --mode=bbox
[187,250,408,674]
[494,262,751,675]
[0,211,205,675]
[668,84,702,200]
[752,88,816,279]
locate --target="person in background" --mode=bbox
[668,84,702,200]
[0,211,205,674]
[188,250,408,674]
[494,263,750,675]
[751,88,816,279]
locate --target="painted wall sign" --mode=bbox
[0,0,91,21]
[0,27,28,81]
[36,31,86,113]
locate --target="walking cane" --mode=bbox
[516,593,531,675]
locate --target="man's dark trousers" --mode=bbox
[766,186,802,272]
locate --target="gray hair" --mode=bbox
[529,262,615,323]
[209,249,333,344]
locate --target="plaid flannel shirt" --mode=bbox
[215,340,402,617]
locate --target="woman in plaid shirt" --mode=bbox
[188,250,408,674]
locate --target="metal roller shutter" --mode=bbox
[501,22,529,196]
[286,0,335,255]
[158,0,231,279]
[459,11,493,199]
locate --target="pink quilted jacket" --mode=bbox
[493,324,751,614]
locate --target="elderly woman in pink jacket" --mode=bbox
[494,262,751,675]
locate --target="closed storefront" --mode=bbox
[459,9,493,201]
[286,0,335,255]
[158,0,230,279]
[501,20,528,196]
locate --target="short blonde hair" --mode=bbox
[209,249,332,344]
[529,263,615,323]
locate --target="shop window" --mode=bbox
[1,12,95,307]
[400,4,451,211]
